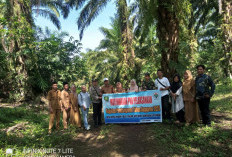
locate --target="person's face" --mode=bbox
[174,76,179,82]
[81,86,86,93]
[157,71,163,78]
[145,75,150,80]
[197,67,204,75]
[116,83,121,88]
[64,84,69,90]
[92,81,98,86]
[52,84,58,90]
[104,80,109,85]
[71,86,76,92]
[131,81,135,86]
[184,72,189,80]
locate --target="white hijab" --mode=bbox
[128,79,139,92]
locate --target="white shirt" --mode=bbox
[78,92,91,108]
[155,77,170,97]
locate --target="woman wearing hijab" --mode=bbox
[70,84,82,128]
[127,79,139,92]
[183,70,200,125]
[170,74,185,123]
[115,82,125,93]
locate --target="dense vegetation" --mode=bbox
[0,0,231,100]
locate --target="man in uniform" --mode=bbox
[141,73,155,90]
[101,78,115,94]
[47,81,61,134]
[61,82,71,130]
[89,79,102,127]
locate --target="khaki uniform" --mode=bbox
[101,85,115,94]
[183,80,200,123]
[70,92,82,127]
[47,89,61,133]
[61,90,71,129]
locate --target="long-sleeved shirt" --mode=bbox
[78,92,91,108]
[61,90,71,108]
[195,74,215,97]
[47,89,61,109]
[89,86,101,103]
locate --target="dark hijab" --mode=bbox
[170,74,182,93]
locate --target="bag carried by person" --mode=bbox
[156,79,172,103]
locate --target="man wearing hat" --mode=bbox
[141,73,155,90]
[101,78,115,94]
[89,79,103,127]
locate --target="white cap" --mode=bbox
[103,78,109,81]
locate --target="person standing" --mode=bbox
[115,82,125,93]
[170,74,185,123]
[183,70,200,125]
[195,65,215,126]
[101,78,115,94]
[78,85,92,130]
[89,79,102,127]
[155,69,171,121]
[47,81,61,134]
[141,73,155,90]
[61,82,71,130]
[127,79,139,92]
[70,84,82,128]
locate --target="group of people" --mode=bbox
[47,77,139,133]
[47,64,215,133]
[140,65,215,126]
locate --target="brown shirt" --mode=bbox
[70,92,79,110]
[61,90,71,108]
[183,79,196,101]
[47,89,61,110]
[101,85,115,94]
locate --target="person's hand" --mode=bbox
[99,97,102,99]
[191,98,195,103]
[74,108,77,112]
[135,90,139,92]
[204,94,210,98]
[160,88,164,91]
[49,108,53,114]
[83,106,87,111]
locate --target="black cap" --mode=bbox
[145,73,150,76]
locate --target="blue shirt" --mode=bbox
[195,74,215,97]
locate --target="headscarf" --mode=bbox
[170,74,182,93]
[183,70,194,94]
[129,79,139,92]
[116,82,125,93]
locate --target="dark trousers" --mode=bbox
[161,95,171,120]
[198,98,211,125]
[93,102,102,125]
[176,109,185,123]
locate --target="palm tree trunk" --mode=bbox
[3,0,34,101]
[157,0,179,80]
[221,0,232,78]
[117,0,135,80]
